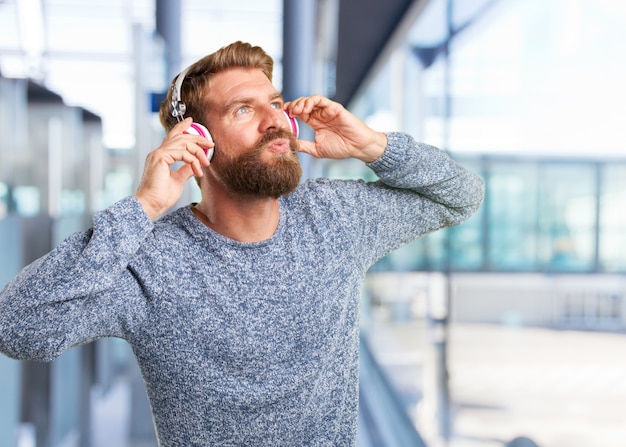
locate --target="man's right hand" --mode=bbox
[135,117,214,221]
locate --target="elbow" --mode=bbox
[447,208,478,227]
[0,311,63,363]
[0,333,62,363]
[0,283,67,362]
[448,181,485,226]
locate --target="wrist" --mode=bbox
[134,194,162,221]
[355,131,388,163]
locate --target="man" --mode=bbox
[0,41,484,446]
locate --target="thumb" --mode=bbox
[171,163,198,184]
[296,140,318,157]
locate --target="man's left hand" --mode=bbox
[285,95,387,163]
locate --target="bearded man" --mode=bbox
[0,41,484,446]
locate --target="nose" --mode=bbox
[260,106,288,133]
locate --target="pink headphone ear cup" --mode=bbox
[187,123,212,141]
[283,111,299,138]
[185,123,214,161]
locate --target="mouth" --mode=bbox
[266,138,292,154]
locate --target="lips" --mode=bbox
[266,138,291,153]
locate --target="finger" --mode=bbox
[295,140,318,157]
[174,145,209,175]
[286,98,313,123]
[303,95,329,113]
[173,117,194,132]
[171,163,196,183]
[286,95,320,116]
[185,139,213,166]
[179,154,204,178]
[149,144,201,176]
[161,135,213,167]
[168,132,213,148]
[189,150,207,177]
[163,117,194,142]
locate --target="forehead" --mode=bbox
[206,67,278,108]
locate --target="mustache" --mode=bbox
[254,129,297,152]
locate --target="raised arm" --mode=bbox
[286,94,484,221]
[135,117,213,220]
[368,132,484,222]
[286,95,484,265]
[0,116,216,361]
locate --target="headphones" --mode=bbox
[170,66,215,161]
[170,66,299,162]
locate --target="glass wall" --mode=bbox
[349,1,626,446]
[362,155,623,274]
[600,164,626,272]
[343,0,626,274]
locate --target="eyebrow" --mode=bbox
[220,92,284,115]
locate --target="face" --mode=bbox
[203,68,301,198]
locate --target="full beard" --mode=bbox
[213,130,302,198]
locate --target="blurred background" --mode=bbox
[1,0,626,446]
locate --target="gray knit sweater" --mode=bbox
[0,132,484,446]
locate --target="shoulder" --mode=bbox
[154,205,189,226]
[152,206,195,241]
[130,206,198,275]
[127,206,201,260]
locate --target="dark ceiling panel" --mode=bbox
[27,81,63,103]
[334,0,418,105]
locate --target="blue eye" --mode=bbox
[236,106,249,115]
[270,102,281,110]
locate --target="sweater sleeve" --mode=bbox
[367,132,484,216]
[356,132,485,264]
[0,196,154,362]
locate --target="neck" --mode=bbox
[192,190,280,243]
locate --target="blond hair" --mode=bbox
[159,41,274,131]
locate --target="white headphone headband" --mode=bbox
[171,65,192,122]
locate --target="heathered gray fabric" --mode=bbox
[0,132,484,446]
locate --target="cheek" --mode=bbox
[214,127,257,154]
